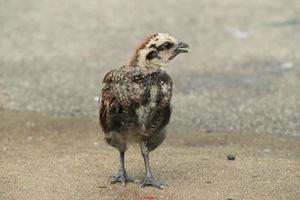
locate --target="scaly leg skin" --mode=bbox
[111,151,136,186]
[139,142,166,189]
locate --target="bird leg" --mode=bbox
[139,142,165,189]
[110,151,135,186]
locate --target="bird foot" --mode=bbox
[140,176,166,189]
[110,170,137,186]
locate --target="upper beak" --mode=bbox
[175,42,189,53]
[168,41,189,60]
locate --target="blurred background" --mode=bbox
[0,0,299,136]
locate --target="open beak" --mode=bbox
[168,42,189,60]
[176,42,189,53]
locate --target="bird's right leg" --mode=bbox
[139,142,165,189]
[111,150,136,186]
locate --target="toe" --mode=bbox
[120,177,126,186]
[140,177,165,189]
[110,174,137,186]
[126,176,137,183]
[121,180,126,186]
[110,178,119,184]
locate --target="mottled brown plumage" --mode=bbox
[99,33,188,188]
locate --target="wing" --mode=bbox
[99,68,145,133]
[99,70,119,133]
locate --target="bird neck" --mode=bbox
[130,63,164,73]
[144,60,163,69]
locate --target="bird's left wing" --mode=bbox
[99,68,144,132]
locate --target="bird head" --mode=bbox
[130,33,189,68]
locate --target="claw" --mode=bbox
[110,172,136,186]
[140,176,166,189]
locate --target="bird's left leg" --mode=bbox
[139,142,165,189]
[111,150,136,186]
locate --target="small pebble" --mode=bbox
[227,154,235,160]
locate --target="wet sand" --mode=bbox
[0,109,299,200]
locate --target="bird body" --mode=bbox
[99,33,188,188]
[100,65,172,150]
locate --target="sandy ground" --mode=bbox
[1,108,299,200]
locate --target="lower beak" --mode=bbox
[168,42,189,60]
[175,42,189,53]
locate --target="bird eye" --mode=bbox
[157,42,174,51]
[162,42,173,49]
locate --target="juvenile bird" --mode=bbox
[99,33,189,188]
